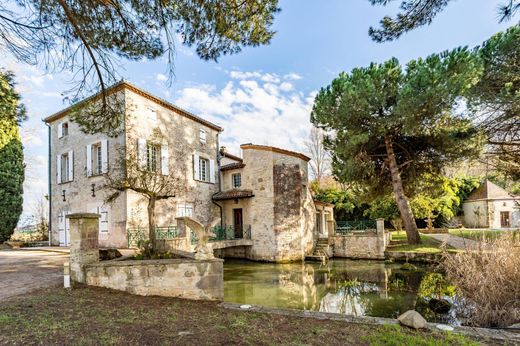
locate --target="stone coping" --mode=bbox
[87,257,223,268]
[220,303,520,343]
[66,213,100,219]
[333,232,378,237]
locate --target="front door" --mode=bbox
[500,211,511,228]
[58,211,71,246]
[233,209,243,238]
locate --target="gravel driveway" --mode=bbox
[0,249,69,301]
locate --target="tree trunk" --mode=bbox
[147,197,157,252]
[384,135,421,244]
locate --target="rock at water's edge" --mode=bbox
[398,310,427,329]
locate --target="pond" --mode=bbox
[224,259,463,325]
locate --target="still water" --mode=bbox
[224,259,461,324]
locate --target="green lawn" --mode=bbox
[388,231,453,253]
[448,229,515,241]
[0,286,479,345]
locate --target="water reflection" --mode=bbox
[224,259,460,324]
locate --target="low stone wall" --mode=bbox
[84,258,223,300]
[333,231,389,259]
[385,251,443,264]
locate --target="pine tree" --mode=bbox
[0,70,25,242]
[311,48,483,244]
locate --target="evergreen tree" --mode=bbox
[368,0,519,42]
[311,48,482,244]
[0,70,25,242]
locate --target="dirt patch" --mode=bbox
[0,286,480,345]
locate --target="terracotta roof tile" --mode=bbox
[221,163,245,171]
[212,189,254,201]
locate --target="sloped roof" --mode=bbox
[240,143,311,162]
[43,80,223,131]
[221,162,246,171]
[466,180,519,201]
[212,189,254,201]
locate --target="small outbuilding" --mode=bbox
[462,180,520,229]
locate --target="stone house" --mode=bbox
[462,180,520,229]
[44,81,319,262]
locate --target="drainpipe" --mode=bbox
[211,132,223,227]
[45,121,52,246]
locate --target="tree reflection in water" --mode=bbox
[224,259,463,324]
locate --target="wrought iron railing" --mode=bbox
[336,220,377,235]
[127,226,179,247]
[190,225,252,244]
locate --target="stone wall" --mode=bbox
[85,258,223,300]
[333,220,389,260]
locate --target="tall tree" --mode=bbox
[368,0,519,42]
[0,0,279,134]
[311,49,482,244]
[305,127,330,183]
[469,26,520,179]
[0,69,25,243]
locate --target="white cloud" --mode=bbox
[284,73,302,80]
[156,73,168,81]
[175,70,314,156]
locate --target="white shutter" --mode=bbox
[101,139,108,173]
[161,145,169,175]
[193,154,200,180]
[209,159,215,183]
[68,150,74,181]
[58,123,63,138]
[138,138,147,170]
[56,155,62,183]
[86,144,92,177]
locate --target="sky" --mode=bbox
[1,0,515,224]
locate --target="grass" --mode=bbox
[388,231,453,253]
[0,286,480,345]
[448,229,515,241]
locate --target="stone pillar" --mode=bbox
[68,213,100,284]
[376,218,385,235]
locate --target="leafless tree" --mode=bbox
[305,127,330,184]
[103,130,187,253]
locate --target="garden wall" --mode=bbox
[332,220,389,259]
[85,258,223,300]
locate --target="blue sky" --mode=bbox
[2,0,515,223]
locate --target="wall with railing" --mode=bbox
[332,219,389,259]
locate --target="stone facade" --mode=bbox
[217,145,316,262]
[45,82,221,248]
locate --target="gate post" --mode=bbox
[67,213,100,284]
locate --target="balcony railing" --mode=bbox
[191,225,252,244]
[127,226,179,248]
[336,220,376,235]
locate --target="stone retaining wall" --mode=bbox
[385,251,443,264]
[85,258,223,300]
[332,219,390,260]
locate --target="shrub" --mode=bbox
[440,232,520,327]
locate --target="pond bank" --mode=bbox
[222,302,520,344]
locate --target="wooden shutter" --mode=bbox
[58,123,63,138]
[56,155,62,183]
[68,150,74,181]
[86,144,92,177]
[193,154,200,180]
[161,145,169,175]
[209,159,215,183]
[138,138,147,170]
[101,139,108,173]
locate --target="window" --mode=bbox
[58,122,69,138]
[232,173,241,188]
[199,129,206,143]
[198,157,209,181]
[60,152,72,182]
[92,143,102,175]
[176,204,193,217]
[147,143,161,173]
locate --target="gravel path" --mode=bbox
[428,233,488,250]
[0,249,69,301]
